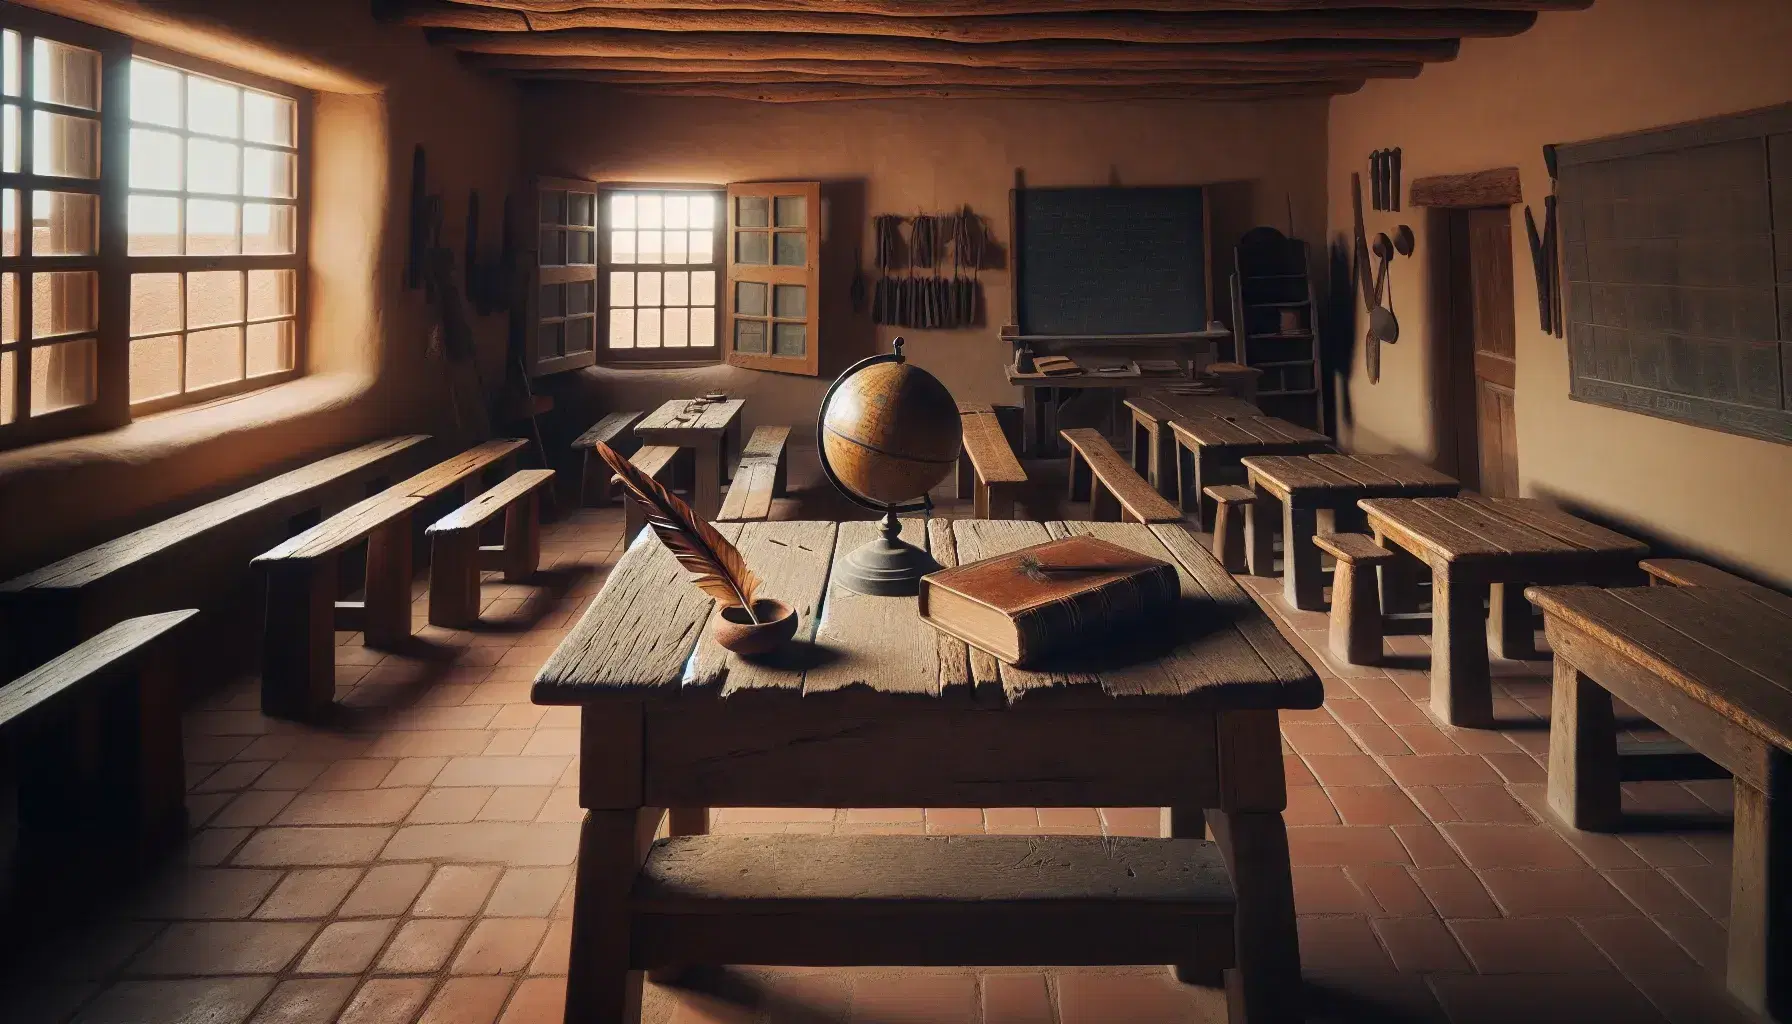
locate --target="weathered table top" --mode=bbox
[1169,415,1331,450]
[1359,496,1646,569]
[636,398,745,437]
[1244,454,1459,502]
[1528,583,1792,753]
[535,519,1321,711]
[1126,392,1263,425]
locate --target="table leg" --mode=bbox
[1246,483,1276,578]
[649,807,711,986]
[692,440,723,521]
[1206,809,1300,1024]
[1173,441,1195,514]
[1431,566,1493,728]
[1193,449,1214,529]
[1728,749,1790,1020]
[1131,413,1152,484]
[1374,528,1423,615]
[1282,504,1323,612]
[564,807,662,1024]
[1545,658,1620,831]
[1487,582,1537,660]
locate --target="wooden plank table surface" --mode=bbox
[1124,391,1263,497]
[1242,454,1459,611]
[1528,583,1792,1020]
[536,518,1321,1024]
[1359,496,1647,727]
[634,398,746,520]
[1167,415,1333,529]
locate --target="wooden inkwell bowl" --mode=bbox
[712,598,799,655]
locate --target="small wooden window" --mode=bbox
[525,175,599,377]
[725,181,820,377]
[591,184,723,368]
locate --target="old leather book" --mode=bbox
[918,535,1179,666]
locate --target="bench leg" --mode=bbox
[1213,502,1246,574]
[364,516,414,650]
[1067,450,1092,503]
[1431,566,1492,728]
[262,559,335,719]
[957,451,973,501]
[1090,480,1122,522]
[1130,416,1152,483]
[1487,581,1537,660]
[504,492,541,582]
[564,807,662,1024]
[1729,750,1791,1020]
[1544,658,1620,831]
[985,482,1016,521]
[1328,561,1382,665]
[130,646,190,847]
[429,530,482,629]
[1282,504,1323,612]
[1207,809,1300,1024]
[1246,484,1275,577]
[973,478,989,519]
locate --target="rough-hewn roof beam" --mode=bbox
[591,80,1365,102]
[464,53,1424,80]
[502,65,1408,86]
[425,0,1588,15]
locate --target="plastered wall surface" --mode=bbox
[0,0,519,577]
[1328,0,1792,585]
[525,88,1330,439]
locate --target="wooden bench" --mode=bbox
[426,470,556,629]
[628,833,1235,978]
[0,610,196,858]
[0,435,429,678]
[1313,534,1397,665]
[618,445,690,539]
[1204,485,1257,573]
[1529,583,1792,1020]
[717,425,791,523]
[1641,558,1792,615]
[254,439,527,718]
[956,403,1027,519]
[572,411,644,507]
[1060,428,1183,524]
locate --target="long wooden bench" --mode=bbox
[1641,557,1792,615]
[427,469,556,628]
[0,610,196,859]
[619,446,690,539]
[717,425,791,523]
[0,435,429,677]
[572,411,644,507]
[254,438,526,718]
[628,834,1235,978]
[1060,428,1183,524]
[956,403,1026,519]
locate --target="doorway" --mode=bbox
[1437,206,1519,496]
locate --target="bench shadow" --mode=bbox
[1616,810,1733,834]
[464,565,589,634]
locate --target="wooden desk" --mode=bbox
[1124,391,1263,497]
[535,518,1322,1024]
[1242,454,1459,611]
[634,398,746,520]
[1359,497,1647,727]
[1529,583,1792,1021]
[1168,416,1332,529]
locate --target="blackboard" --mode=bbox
[1012,186,1208,337]
[1558,103,1792,446]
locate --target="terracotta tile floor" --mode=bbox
[0,450,1763,1023]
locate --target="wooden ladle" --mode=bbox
[1369,233,1399,344]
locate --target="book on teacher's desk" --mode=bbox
[917,536,1180,666]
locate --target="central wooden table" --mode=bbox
[634,398,746,520]
[1168,415,1332,529]
[1241,454,1460,611]
[1124,391,1264,498]
[1528,583,1792,1021]
[1359,497,1647,727]
[535,518,1322,1024]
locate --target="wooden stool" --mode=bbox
[1313,533,1396,665]
[1204,485,1257,573]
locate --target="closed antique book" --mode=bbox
[918,535,1180,666]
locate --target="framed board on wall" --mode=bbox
[1556,103,1792,445]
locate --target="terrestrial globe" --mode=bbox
[817,338,962,595]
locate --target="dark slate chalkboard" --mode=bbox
[1557,103,1792,446]
[1013,186,1208,337]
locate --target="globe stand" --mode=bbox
[833,509,941,597]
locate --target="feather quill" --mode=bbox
[595,442,761,622]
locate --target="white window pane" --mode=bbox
[664,230,688,265]
[0,189,12,256]
[34,39,100,111]
[30,337,96,414]
[130,128,183,190]
[3,32,20,98]
[609,271,634,307]
[636,271,661,307]
[129,195,181,255]
[636,307,662,348]
[637,230,662,265]
[188,137,240,194]
[186,270,244,329]
[130,60,181,127]
[186,198,239,255]
[688,193,716,229]
[185,325,243,390]
[0,272,13,343]
[243,147,296,199]
[610,194,635,229]
[664,271,689,307]
[688,230,713,265]
[243,203,294,255]
[246,320,294,376]
[637,193,662,230]
[34,110,98,178]
[691,271,716,307]
[2,104,15,173]
[31,270,98,339]
[664,194,688,230]
[247,269,296,321]
[242,90,294,147]
[129,334,181,402]
[690,306,716,347]
[610,230,634,264]
[663,307,689,348]
[32,191,97,256]
[187,75,239,138]
[608,308,634,348]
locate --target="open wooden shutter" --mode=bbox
[724,181,820,377]
[526,175,598,377]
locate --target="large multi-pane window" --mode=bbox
[0,5,305,448]
[600,187,722,365]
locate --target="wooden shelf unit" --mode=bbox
[1229,227,1324,431]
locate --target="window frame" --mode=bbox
[0,7,309,450]
[724,181,820,377]
[591,180,726,369]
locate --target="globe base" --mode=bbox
[834,511,941,597]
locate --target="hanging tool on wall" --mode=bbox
[1391,148,1403,211]
[1545,144,1563,338]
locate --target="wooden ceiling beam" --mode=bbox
[505,65,1410,86]
[428,28,1462,67]
[464,53,1424,80]
[391,2,1538,43]
[425,0,1589,15]
[595,80,1367,102]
